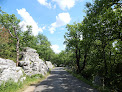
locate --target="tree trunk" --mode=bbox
[8,27,19,66]
[109,51,113,75]
[75,45,80,73]
[81,52,87,71]
[16,37,19,66]
[14,27,19,67]
[103,45,107,76]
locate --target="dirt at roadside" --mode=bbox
[23,86,36,92]
[22,75,51,92]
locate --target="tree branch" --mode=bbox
[8,29,17,38]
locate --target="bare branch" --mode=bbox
[8,29,17,38]
[14,27,17,36]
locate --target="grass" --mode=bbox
[0,80,23,92]
[18,72,50,92]
[0,72,50,92]
[66,68,111,92]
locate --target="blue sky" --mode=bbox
[0,0,93,53]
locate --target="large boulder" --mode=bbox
[19,47,49,76]
[46,61,53,69]
[0,58,24,85]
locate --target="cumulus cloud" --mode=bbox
[37,0,56,9]
[52,0,75,10]
[37,0,77,10]
[17,8,43,36]
[49,13,71,34]
[50,44,60,53]
[37,0,52,8]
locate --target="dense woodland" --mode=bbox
[0,0,122,91]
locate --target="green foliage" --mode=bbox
[0,74,43,92]
[0,0,121,91]
[0,80,22,92]
[0,8,56,63]
[0,8,21,63]
[35,33,54,61]
[66,68,111,92]
[51,50,75,67]
[24,74,43,84]
[63,0,122,91]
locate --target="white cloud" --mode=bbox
[50,44,60,53]
[37,0,52,8]
[17,8,43,36]
[37,0,77,10]
[42,26,46,30]
[52,0,75,10]
[49,13,71,34]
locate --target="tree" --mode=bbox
[36,33,53,61]
[64,0,121,90]
[82,0,122,89]
[0,8,56,66]
[0,9,21,66]
[64,23,82,73]
[0,26,10,44]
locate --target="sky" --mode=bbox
[0,0,93,53]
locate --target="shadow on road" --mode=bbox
[34,67,98,92]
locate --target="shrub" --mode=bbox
[0,74,43,92]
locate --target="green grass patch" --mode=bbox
[0,72,50,92]
[0,80,23,92]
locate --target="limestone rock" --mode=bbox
[46,61,53,69]
[19,47,49,76]
[0,58,24,85]
[0,58,16,66]
[20,77,26,83]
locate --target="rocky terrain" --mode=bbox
[0,58,25,85]
[18,47,49,76]
[46,61,53,69]
[0,47,53,85]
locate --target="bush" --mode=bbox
[0,80,22,92]
[0,74,43,92]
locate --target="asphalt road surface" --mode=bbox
[34,67,98,92]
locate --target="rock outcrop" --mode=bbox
[0,58,24,85]
[46,61,53,69]
[19,47,49,76]
[0,47,53,85]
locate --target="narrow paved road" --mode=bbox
[34,67,98,92]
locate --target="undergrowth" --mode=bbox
[0,72,50,92]
[66,69,111,92]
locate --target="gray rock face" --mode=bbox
[19,47,49,76]
[0,58,24,85]
[46,61,53,69]
[0,58,16,66]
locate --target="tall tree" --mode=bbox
[64,23,82,73]
[0,9,21,66]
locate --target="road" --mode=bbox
[34,67,98,92]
